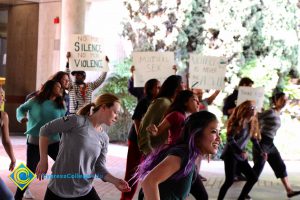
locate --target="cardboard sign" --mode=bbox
[189,54,227,90]
[132,52,175,87]
[68,34,108,72]
[237,87,265,111]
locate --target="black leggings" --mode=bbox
[44,187,101,200]
[253,141,287,179]
[218,154,258,200]
[190,168,208,200]
[15,142,60,200]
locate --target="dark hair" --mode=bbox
[156,75,182,99]
[71,71,86,79]
[51,71,70,84]
[50,71,70,95]
[137,111,217,181]
[272,92,286,105]
[144,79,159,99]
[35,80,65,109]
[238,77,254,86]
[165,90,194,115]
[51,71,68,81]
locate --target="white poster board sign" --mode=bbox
[189,54,227,90]
[237,87,265,111]
[132,52,175,87]
[68,34,108,72]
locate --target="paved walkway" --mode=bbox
[1,136,300,200]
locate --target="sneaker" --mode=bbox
[24,188,35,199]
[245,195,252,200]
[287,190,300,198]
[199,174,207,181]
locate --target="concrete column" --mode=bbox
[36,1,62,88]
[60,0,86,69]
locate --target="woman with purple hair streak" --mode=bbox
[137,111,221,199]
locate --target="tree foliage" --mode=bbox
[120,0,300,149]
[96,59,136,141]
[122,0,300,105]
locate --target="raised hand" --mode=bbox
[130,65,135,73]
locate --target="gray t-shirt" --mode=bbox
[258,109,281,140]
[40,114,109,198]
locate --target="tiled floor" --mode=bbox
[1,136,300,200]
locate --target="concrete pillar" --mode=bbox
[60,0,86,69]
[36,1,61,88]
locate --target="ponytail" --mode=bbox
[77,103,96,116]
[76,93,120,116]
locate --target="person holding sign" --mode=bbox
[66,52,108,114]
[192,88,220,111]
[128,65,178,101]
[222,77,254,182]
[121,78,161,200]
[218,100,266,200]
[248,92,300,198]
[138,75,183,155]
[128,66,144,101]
[222,77,254,117]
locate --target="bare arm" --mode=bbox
[141,155,181,200]
[1,112,16,171]
[146,118,171,137]
[36,136,49,180]
[205,90,220,105]
[133,119,141,136]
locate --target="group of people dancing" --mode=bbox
[0,59,299,200]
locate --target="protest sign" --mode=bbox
[189,54,227,90]
[237,87,265,111]
[68,34,108,72]
[132,52,175,87]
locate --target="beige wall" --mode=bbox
[6,3,39,133]
[36,1,61,88]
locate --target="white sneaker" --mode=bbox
[24,188,35,199]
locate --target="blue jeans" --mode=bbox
[0,177,14,200]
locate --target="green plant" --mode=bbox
[95,59,137,142]
[120,0,300,158]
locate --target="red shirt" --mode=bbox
[165,111,186,145]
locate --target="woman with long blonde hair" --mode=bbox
[218,100,266,200]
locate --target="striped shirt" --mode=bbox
[258,109,281,140]
[67,68,107,114]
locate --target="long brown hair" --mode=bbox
[227,100,261,140]
[77,93,120,116]
[35,80,65,109]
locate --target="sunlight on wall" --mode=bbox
[85,0,132,63]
